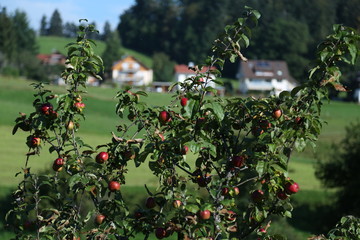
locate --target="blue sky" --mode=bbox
[3,0,135,32]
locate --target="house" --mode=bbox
[236,60,297,96]
[112,56,153,86]
[37,50,101,86]
[174,63,217,88]
[37,50,66,65]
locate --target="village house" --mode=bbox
[112,55,153,86]
[37,50,66,65]
[37,50,101,86]
[236,60,297,96]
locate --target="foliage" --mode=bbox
[6,8,360,240]
[152,52,175,82]
[0,7,44,81]
[48,9,63,36]
[118,0,360,80]
[316,120,360,217]
[101,31,123,79]
[309,215,360,240]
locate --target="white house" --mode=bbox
[236,60,298,96]
[112,56,153,86]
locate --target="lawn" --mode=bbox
[37,36,153,68]
[1,75,360,238]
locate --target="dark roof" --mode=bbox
[239,60,296,83]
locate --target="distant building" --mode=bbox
[37,50,101,86]
[37,51,66,65]
[174,63,217,88]
[112,55,153,86]
[236,60,297,96]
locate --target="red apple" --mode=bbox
[251,190,264,203]
[96,152,109,164]
[180,97,188,107]
[285,182,299,194]
[295,117,302,124]
[259,228,266,233]
[231,155,246,168]
[108,181,121,192]
[181,145,189,155]
[172,200,182,208]
[40,103,53,115]
[29,137,41,147]
[95,214,106,225]
[277,191,288,200]
[155,227,167,239]
[54,158,64,167]
[199,210,211,220]
[49,110,58,119]
[145,197,156,209]
[221,187,229,196]
[233,187,240,196]
[272,109,282,119]
[74,102,85,112]
[159,111,171,124]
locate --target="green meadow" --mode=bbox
[37,36,153,68]
[1,76,360,238]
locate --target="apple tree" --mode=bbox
[6,8,360,240]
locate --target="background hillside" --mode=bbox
[37,36,153,68]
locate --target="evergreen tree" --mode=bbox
[101,21,112,41]
[0,7,16,63]
[40,15,47,36]
[48,9,63,36]
[101,31,123,79]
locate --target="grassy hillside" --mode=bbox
[37,36,153,68]
[1,75,360,238]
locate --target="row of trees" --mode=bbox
[0,7,45,80]
[117,0,360,80]
[39,9,113,41]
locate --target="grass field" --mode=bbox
[1,75,360,238]
[37,36,153,68]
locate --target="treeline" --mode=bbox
[39,9,112,41]
[117,0,360,80]
[0,7,44,80]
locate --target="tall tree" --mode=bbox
[337,0,360,30]
[0,7,16,63]
[40,15,47,36]
[48,9,63,36]
[101,31,123,79]
[101,21,112,41]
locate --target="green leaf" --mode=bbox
[256,161,266,175]
[294,138,306,152]
[185,204,199,213]
[348,44,358,64]
[211,102,224,121]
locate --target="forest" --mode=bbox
[1,0,360,83]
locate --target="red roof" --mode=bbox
[174,64,216,74]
